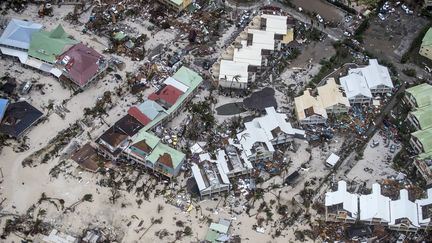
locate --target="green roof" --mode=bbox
[147,142,185,168]
[209,223,229,234]
[131,130,160,149]
[28,24,78,63]
[143,66,202,131]
[411,105,432,130]
[422,28,432,47]
[205,229,219,243]
[406,83,432,108]
[172,66,203,88]
[412,127,432,153]
[418,150,432,160]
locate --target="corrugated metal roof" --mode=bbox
[28,24,78,63]
[0,98,9,122]
[412,127,432,153]
[0,19,42,50]
[406,83,432,108]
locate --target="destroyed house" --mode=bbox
[389,189,419,232]
[192,153,231,197]
[29,24,78,64]
[325,181,358,223]
[157,0,192,12]
[405,83,432,109]
[97,125,129,160]
[70,143,101,172]
[218,146,253,178]
[234,107,305,162]
[0,19,42,51]
[96,115,142,160]
[0,101,43,138]
[359,183,391,225]
[205,219,231,243]
[56,43,106,88]
[415,188,432,229]
[146,142,185,178]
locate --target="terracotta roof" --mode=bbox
[158,153,174,168]
[128,106,151,125]
[148,84,184,106]
[57,43,104,87]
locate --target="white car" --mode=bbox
[316,14,323,23]
[378,13,386,20]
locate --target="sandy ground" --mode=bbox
[344,132,400,188]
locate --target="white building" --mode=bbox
[415,188,432,229]
[218,60,251,89]
[325,181,358,223]
[218,145,253,178]
[233,107,305,162]
[339,59,393,105]
[350,59,393,95]
[233,40,263,66]
[389,189,419,232]
[191,153,231,197]
[340,71,373,105]
[359,183,391,225]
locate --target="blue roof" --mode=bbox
[137,100,166,120]
[0,98,9,122]
[0,19,43,50]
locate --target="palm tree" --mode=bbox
[230,74,241,90]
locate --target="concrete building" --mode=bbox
[389,189,419,232]
[325,181,358,223]
[295,78,350,125]
[192,153,231,198]
[404,83,432,109]
[407,105,432,130]
[420,28,432,60]
[415,188,432,229]
[124,130,185,178]
[211,13,294,89]
[233,107,305,163]
[359,183,391,225]
[340,59,394,105]
[218,145,253,178]
[410,127,432,155]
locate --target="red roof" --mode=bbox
[148,85,183,106]
[128,106,151,125]
[57,43,103,87]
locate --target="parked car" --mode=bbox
[390,144,396,153]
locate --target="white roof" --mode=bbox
[191,163,206,192]
[163,76,189,93]
[340,71,372,99]
[233,40,262,66]
[389,189,419,227]
[219,60,249,83]
[415,188,432,225]
[326,153,340,167]
[0,46,28,63]
[355,59,393,90]
[192,154,231,193]
[247,29,275,50]
[261,14,288,35]
[190,143,203,154]
[236,107,305,157]
[325,181,358,219]
[359,183,391,222]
